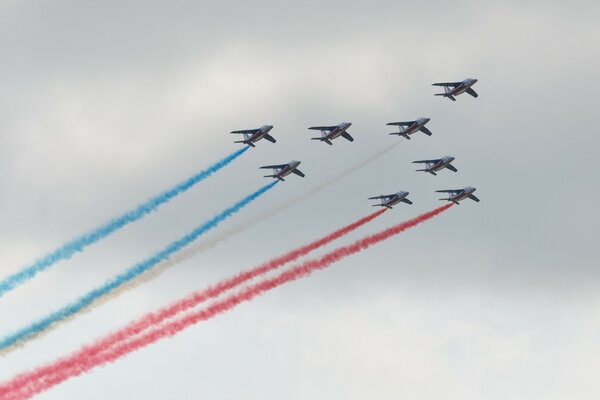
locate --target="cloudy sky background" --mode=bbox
[1,0,599,398]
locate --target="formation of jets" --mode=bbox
[230,78,480,205]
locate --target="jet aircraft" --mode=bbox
[369,191,413,209]
[413,156,457,175]
[308,122,353,145]
[230,125,276,147]
[260,161,305,181]
[436,187,480,204]
[432,78,478,101]
[386,118,432,139]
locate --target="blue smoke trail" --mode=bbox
[0,146,249,299]
[0,180,278,351]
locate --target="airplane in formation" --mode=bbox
[413,156,457,175]
[386,118,432,140]
[308,122,353,145]
[230,125,276,147]
[432,78,478,101]
[260,161,305,181]
[436,187,479,204]
[369,191,413,209]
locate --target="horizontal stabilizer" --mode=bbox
[435,93,456,101]
[264,175,284,181]
[234,140,255,147]
[312,137,333,145]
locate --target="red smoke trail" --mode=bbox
[1,208,387,399]
[15,204,452,400]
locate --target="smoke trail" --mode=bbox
[93,140,405,302]
[0,146,250,300]
[0,180,277,353]
[0,141,402,357]
[0,208,388,393]
[2,204,451,399]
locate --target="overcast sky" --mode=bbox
[1,0,599,399]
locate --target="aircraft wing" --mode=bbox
[432,82,461,87]
[419,127,433,136]
[466,88,479,98]
[292,169,305,177]
[468,194,480,202]
[264,134,277,143]
[368,194,394,200]
[401,198,413,205]
[308,126,337,131]
[341,132,354,142]
[412,159,440,164]
[260,164,288,170]
[446,164,458,172]
[435,189,462,193]
[230,129,259,134]
[386,121,414,126]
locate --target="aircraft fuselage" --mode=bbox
[382,192,410,208]
[275,161,301,179]
[404,118,430,135]
[248,125,273,143]
[449,187,476,203]
[324,122,352,140]
[429,156,455,172]
[448,79,477,96]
